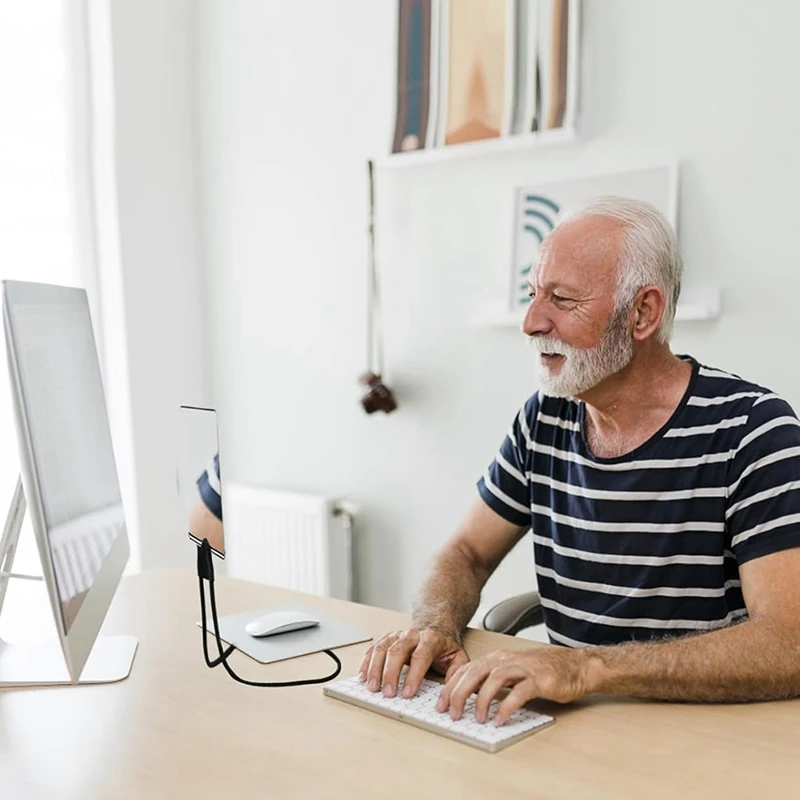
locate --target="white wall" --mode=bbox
[101,0,209,570]
[193,0,800,624]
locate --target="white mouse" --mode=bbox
[244,610,321,638]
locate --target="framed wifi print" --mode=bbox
[509,163,679,314]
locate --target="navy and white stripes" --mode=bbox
[477,357,800,647]
[197,453,222,521]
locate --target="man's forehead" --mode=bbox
[531,216,623,287]
[528,253,582,293]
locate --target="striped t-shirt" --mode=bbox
[478,357,800,648]
[197,453,222,521]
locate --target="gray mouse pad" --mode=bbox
[199,604,372,665]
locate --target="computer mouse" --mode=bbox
[244,610,321,638]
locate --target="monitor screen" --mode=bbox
[2,282,126,634]
[179,405,225,558]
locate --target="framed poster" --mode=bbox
[392,0,434,152]
[509,0,539,135]
[391,0,581,154]
[440,0,510,145]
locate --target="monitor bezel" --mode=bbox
[2,280,130,683]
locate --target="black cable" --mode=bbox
[197,539,232,667]
[198,575,235,667]
[196,539,342,686]
[206,574,342,686]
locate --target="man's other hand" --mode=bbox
[359,628,469,699]
[436,647,596,726]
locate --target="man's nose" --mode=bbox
[522,294,552,337]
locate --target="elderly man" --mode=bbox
[360,197,800,726]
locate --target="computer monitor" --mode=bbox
[0,280,137,686]
[178,405,226,559]
[177,405,360,683]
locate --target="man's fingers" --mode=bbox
[493,682,535,727]
[447,667,483,720]
[401,641,437,698]
[441,662,490,720]
[365,635,396,691]
[436,661,467,712]
[443,649,470,683]
[474,667,520,723]
[358,644,374,681]
[381,632,419,697]
[362,629,471,699]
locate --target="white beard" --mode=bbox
[529,309,634,398]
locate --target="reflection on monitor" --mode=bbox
[1,280,136,685]
[49,505,125,629]
[179,405,225,559]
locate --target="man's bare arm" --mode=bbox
[587,615,800,702]
[439,547,800,724]
[587,547,800,702]
[411,497,528,645]
[360,497,527,696]
[188,499,224,555]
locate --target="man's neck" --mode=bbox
[579,347,693,459]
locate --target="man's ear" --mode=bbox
[631,285,666,341]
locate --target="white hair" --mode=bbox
[556,196,682,344]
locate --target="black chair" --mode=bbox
[481,591,545,636]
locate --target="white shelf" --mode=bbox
[376,127,578,168]
[673,287,721,321]
[473,287,721,328]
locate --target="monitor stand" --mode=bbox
[0,477,137,688]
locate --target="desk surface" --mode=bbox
[1,570,799,800]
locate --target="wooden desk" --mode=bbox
[1,570,798,799]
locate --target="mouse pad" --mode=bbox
[198,604,372,665]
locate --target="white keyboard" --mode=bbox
[324,673,554,753]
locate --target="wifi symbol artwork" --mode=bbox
[517,194,560,306]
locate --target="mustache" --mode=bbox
[527,336,573,356]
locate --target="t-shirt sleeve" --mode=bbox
[477,396,536,528]
[197,453,223,521]
[726,394,800,564]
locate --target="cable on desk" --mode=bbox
[196,539,342,687]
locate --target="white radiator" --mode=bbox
[223,483,355,600]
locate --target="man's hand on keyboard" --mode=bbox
[436,647,593,726]
[359,627,469,700]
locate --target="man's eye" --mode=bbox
[553,294,568,302]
